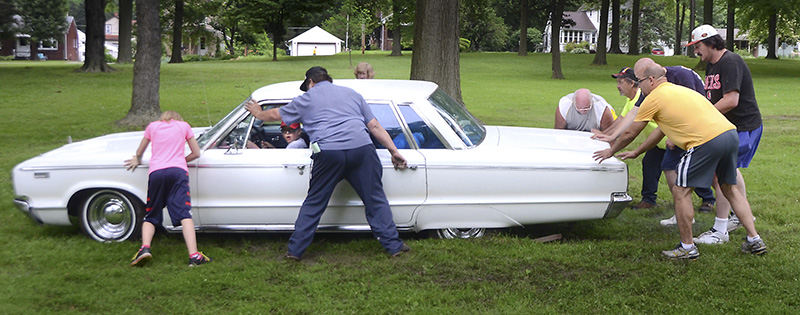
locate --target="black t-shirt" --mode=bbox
[705,50,762,131]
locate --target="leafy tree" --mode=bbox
[321,0,384,52]
[550,0,564,79]
[14,0,69,60]
[80,0,114,72]
[508,27,542,52]
[242,0,330,61]
[119,0,160,126]
[738,0,800,59]
[410,0,461,102]
[117,0,132,63]
[627,0,640,54]
[389,0,413,56]
[169,0,183,63]
[460,0,509,51]
[0,0,16,40]
[591,0,608,64]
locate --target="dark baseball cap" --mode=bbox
[299,66,329,91]
[611,67,638,81]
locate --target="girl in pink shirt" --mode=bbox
[125,111,210,266]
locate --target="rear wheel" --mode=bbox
[79,190,143,242]
[435,228,486,239]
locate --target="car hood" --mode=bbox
[488,126,610,153]
[16,128,208,169]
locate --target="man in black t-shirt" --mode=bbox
[685,25,764,248]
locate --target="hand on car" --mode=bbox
[245,99,261,116]
[391,151,407,169]
[124,155,140,172]
[592,148,614,163]
[590,129,614,143]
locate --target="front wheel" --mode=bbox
[79,190,143,242]
[435,228,486,239]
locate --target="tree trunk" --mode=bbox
[119,0,161,127]
[550,0,563,79]
[79,0,113,72]
[361,23,366,54]
[118,0,133,63]
[627,0,640,55]
[703,0,712,25]
[674,0,680,55]
[271,34,279,61]
[518,0,527,56]
[609,0,622,53]
[169,0,184,63]
[726,0,735,51]
[766,11,778,59]
[592,0,609,64]
[30,40,39,60]
[389,0,402,56]
[687,0,696,58]
[410,0,462,103]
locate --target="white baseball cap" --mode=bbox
[685,24,719,46]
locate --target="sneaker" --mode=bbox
[727,213,756,232]
[741,238,768,255]
[284,253,301,261]
[391,243,411,257]
[632,200,656,209]
[130,247,152,267]
[661,243,700,259]
[188,252,212,266]
[693,228,729,244]
[698,202,714,213]
[659,215,695,226]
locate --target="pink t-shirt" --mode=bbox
[144,120,194,174]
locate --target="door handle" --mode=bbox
[283,164,307,175]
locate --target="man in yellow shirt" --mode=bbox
[593,61,766,259]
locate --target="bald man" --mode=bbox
[555,88,615,132]
[593,61,766,259]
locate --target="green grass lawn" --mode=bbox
[2,52,799,313]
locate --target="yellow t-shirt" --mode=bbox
[635,82,735,150]
[619,88,666,149]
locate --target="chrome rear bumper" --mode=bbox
[603,192,632,218]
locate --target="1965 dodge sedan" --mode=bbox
[13,80,631,242]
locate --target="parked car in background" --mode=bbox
[651,48,665,55]
[13,80,631,242]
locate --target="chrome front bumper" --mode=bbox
[603,192,632,218]
[14,196,42,224]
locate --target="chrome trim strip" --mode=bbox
[165,224,414,233]
[603,192,632,218]
[425,165,626,172]
[20,165,139,171]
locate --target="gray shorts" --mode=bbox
[676,129,738,188]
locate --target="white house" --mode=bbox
[288,26,342,56]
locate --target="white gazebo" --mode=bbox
[288,26,343,56]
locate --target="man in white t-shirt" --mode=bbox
[555,88,615,132]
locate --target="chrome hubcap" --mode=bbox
[85,191,135,241]
[436,228,486,239]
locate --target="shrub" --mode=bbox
[104,49,115,63]
[564,41,591,54]
[0,55,13,61]
[459,38,471,52]
[570,48,589,54]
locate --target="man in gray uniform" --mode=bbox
[246,66,410,260]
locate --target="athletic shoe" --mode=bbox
[698,202,714,213]
[188,252,212,266]
[661,243,700,259]
[727,213,756,232]
[741,238,768,255]
[631,200,656,209]
[130,247,152,267]
[693,228,729,244]
[284,253,301,261]
[659,215,695,226]
[391,243,411,257]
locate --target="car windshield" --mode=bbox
[427,89,485,147]
[197,98,250,148]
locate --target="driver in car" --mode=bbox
[281,121,308,149]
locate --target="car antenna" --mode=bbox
[201,78,212,127]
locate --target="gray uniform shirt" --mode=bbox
[279,81,375,150]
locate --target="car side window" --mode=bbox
[369,103,412,149]
[398,105,445,149]
[213,103,295,149]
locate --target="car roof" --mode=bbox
[251,79,440,103]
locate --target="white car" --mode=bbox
[12,80,631,242]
